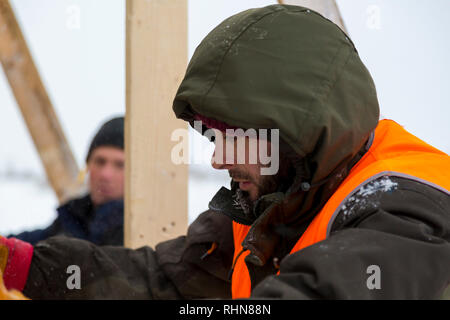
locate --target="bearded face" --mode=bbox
[210,129,294,213]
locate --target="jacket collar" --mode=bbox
[209,134,373,266]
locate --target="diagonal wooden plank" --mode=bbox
[0,0,80,203]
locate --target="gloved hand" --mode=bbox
[0,236,33,299]
[0,270,28,300]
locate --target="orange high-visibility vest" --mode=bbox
[231,119,450,299]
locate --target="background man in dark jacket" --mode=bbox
[0,5,449,300]
[7,116,125,246]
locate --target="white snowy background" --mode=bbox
[0,0,449,235]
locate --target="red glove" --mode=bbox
[0,237,33,292]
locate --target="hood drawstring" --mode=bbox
[200,242,218,260]
[227,248,246,281]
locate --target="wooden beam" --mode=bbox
[278,0,348,35]
[125,0,188,248]
[0,0,80,203]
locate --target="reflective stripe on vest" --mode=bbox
[231,119,450,299]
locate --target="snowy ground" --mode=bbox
[0,172,57,235]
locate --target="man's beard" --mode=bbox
[230,156,294,215]
[234,175,279,215]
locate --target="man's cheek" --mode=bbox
[248,186,260,201]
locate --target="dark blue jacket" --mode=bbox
[9,194,124,246]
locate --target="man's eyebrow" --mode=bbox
[93,155,107,162]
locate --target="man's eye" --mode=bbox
[115,161,124,169]
[204,133,216,143]
[95,158,106,166]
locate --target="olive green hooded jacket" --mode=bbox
[22,5,450,299]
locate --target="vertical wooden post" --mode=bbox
[0,0,80,203]
[125,0,188,248]
[278,0,348,34]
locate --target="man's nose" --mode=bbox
[99,164,115,179]
[211,149,233,170]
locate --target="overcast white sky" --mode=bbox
[0,0,449,234]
